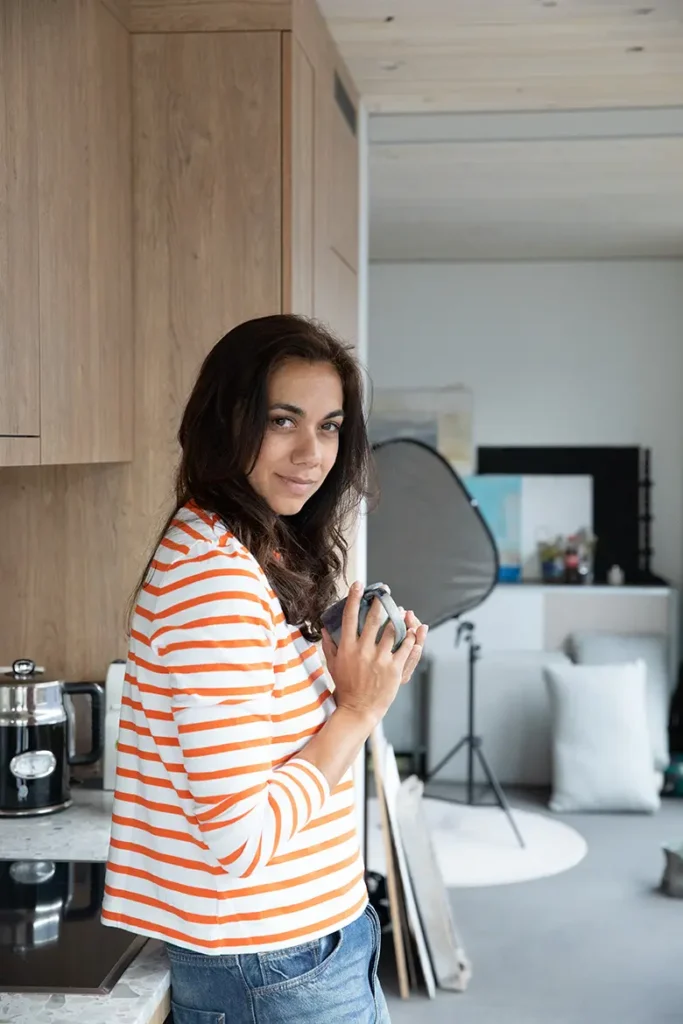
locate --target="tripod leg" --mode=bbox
[425,735,469,782]
[467,740,474,806]
[474,746,526,849]
[467,635,476,806]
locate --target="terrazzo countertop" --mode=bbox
[0,789,114,861]
[0,790,171,1024]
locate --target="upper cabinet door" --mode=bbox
[0,0,132,467]
[0,0,40,438]
[36,0,133,465]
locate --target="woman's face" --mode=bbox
[248,358,344,515]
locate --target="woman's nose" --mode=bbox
[292,430,321,465]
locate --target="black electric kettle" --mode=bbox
[0,659,103,816]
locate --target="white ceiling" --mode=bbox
[368,108,683,260]
[318,1,683,261]
[320,0,683,114]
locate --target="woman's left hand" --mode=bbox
[399,609,428,683]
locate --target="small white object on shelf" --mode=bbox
[607,564,625,586]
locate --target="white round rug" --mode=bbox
[367,797,587,888]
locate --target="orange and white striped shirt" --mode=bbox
[102,502,367,953]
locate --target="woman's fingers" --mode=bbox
[360,597,388,651]
[401,645,423,683]
[336,586,427,686]
[401,623,428,683]
[377,617,402,656]
[404,610,421,631]
[392,629,418,675]
[340,583,363,646]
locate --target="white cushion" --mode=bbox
[544,660,660,814]
[569,631,671,770]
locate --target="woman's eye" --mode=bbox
[321,421,342,433]
[271,416,294,429]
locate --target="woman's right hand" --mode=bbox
[321,582,422,728]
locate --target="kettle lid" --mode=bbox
[2,659,51,683]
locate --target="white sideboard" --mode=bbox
[385,584,679,787]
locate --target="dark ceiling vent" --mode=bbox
[334,71,357,136]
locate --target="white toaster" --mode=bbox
[103,660,126,791]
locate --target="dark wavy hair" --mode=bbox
[131,314,373,641]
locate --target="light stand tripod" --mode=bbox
[425,620,525,849]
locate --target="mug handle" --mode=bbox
[374,589,408,653]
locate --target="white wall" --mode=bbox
[369,259,683,588]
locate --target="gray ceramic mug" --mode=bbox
[321,582,407,654]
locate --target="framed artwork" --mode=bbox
[463,474,522,582]
[463,473,594,583]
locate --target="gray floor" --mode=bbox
[379,786,683,1024]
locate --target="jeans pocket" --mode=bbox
[364,903,382,998]
[242,929,344,994]
[170,1001,225,1024]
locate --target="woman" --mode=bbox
[102,314,428,1024]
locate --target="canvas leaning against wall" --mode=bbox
[369,386,474,477]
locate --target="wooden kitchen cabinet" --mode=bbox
[0,0,360,684]
[0,0,133,467]
[0,0,355,472]
[285,0,360,342]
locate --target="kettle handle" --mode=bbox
[65,862,106,921]
[63,682,104,766]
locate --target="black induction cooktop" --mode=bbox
[0,858,147,994]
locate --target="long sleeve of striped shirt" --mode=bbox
[148,550,330,878]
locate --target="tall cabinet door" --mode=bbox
[60,29,284,680]
[130,30,283,522]
[284,35,315,318]
[285,4,360,345]
[0,0,40,439]
[311,62,359,346]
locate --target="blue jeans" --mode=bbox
[166,903,391,1024]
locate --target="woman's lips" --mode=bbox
[276,474,318,494]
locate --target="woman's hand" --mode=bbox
[321,583,426,728]
[399,609,428,683]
